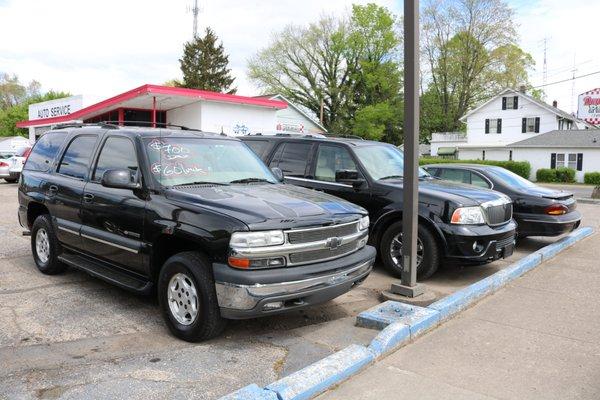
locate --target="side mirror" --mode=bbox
[101,169,141,190]
[335,170,365,188]
[271,167,284,182]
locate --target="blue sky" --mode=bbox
[0,0,598,114]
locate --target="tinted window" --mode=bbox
[244,140,269,158]
[270,142,311,177]
[488,167,537,190]
[470,172,491,188]
[439,168,470,184]
[24,132,68,172]
[315,145,358,182]
[58,135,98,179]
[93,137,138,181]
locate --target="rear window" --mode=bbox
[269,142,312,177]
[243,140,270,158]
[24,132,68,172]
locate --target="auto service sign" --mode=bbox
[28,95,83,121]
[577,88,600,125]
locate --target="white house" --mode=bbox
[429,88,599,182]
[510,130,600,182]
[253,94,327,134]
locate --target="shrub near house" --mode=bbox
[536,167,576,183]
[584,172,600,185]
[419,158,531,179]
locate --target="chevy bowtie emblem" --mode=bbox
[326,237,342,250]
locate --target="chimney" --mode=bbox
[552,100,558,108]
[519,85,527,93]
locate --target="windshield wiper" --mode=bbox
[379,175,404,180]
[229,178,273,184]
[172,181,229,187]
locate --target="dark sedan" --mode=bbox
[423,164,582,238]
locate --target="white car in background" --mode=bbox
[0,154,16,183]
[6,147,31,183]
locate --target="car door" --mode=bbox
[306,143,372,209]
[48,134,100,250]
[80,135,146,275]
[268,140,315,188]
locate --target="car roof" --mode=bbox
[48,124,239,141]
[240,134,385,147]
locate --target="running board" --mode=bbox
[58,253,153,295]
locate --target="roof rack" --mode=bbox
[51,122,119,130]
[99,120,204,132]
[248,132,326,139]
[323,134,364,140]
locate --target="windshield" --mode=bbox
[488,167,537,190]
[354,144,429,180]
[144,137,277,186]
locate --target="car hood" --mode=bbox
[165,183,366,228]
[381,178,508,206]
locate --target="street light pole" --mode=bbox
[389,0,424,298]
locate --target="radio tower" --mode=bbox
[189,0,200,38]
[542,38,548,92]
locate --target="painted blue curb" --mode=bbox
[265,344,374,400]
[368,321,410,357]
[538,226,593,261]
[219,384,278,400]
[356,301,440,335]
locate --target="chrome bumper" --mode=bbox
[215,258,374,311]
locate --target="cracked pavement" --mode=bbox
[0,181,592,399]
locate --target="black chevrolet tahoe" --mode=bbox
[17,125,375,342]
[242,135,517,279]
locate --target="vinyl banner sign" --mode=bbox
[28,95,83,121]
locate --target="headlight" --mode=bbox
[230,230,285,248]
[451,206,485,225]
[358,215,370,231]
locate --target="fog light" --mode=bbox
[472,241,485,253]
[263,301,284,311]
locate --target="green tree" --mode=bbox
[421,0,534,134]
[0,90,71,137]
[248,3,402,140]
[0,73,41,110]
[178,28,236,93]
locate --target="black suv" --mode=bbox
[242,135,517,279]
[18,125,375,342]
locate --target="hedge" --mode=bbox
[419,158,531,179]
[536,167,576,183]
[584,172,600,185]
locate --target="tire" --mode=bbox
[31,214,66,275]
[158,251,226,342]
[380,221,440,280]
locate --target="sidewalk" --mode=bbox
[319,234,600,400]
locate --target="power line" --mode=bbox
[532,69,600,88]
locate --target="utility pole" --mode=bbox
[542,37,548,95]
[188,0,200,38]
[388,0,424,298]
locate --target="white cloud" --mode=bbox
[0,0,398,104]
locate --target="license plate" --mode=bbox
[503,243,514,258]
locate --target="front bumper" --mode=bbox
[213,245,376,319]
[441,220,517,263]
[514,211,581,237]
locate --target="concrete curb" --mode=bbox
[218,227,593,400]
[575,198,600,205]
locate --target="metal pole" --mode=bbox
[390,0,424,298]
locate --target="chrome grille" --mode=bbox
[289,241,358,264]
[287,222,359,244]
[484,203,512,225]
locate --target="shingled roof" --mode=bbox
[510,129,600,148]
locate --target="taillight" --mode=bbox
[22,147,32,161]
[0,161,7,167]
[545,204,568,215]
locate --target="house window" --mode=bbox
[485,118,502,134]
[522,117,540,133]
[552,153,583,171]
[556,153,565,168]
[503,96,518,110]
[482,150,486,160]
[567,153,577,169]
[509,150,513,161]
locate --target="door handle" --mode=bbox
[83,193,95,203]
[48,185,58,195]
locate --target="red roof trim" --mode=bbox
[17,84,287,128]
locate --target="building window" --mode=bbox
[522,117,540,133]
[485,118,502,134]
[482,150,486,160]
[503,96,518,110]
[556,153,565,168]
[567,153,577,169]
[509,150,513,161]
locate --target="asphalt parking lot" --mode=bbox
[1,181,596,400]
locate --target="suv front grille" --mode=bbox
[496,235,515,251]
[484,203,512,225]
[287,222,359,244]
[289,241,358,264]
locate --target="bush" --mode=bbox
[555,167,576,183]
[584,172,600,185]
[536,168,557,183]
[536,167,576,183]
[419,158,531,179]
